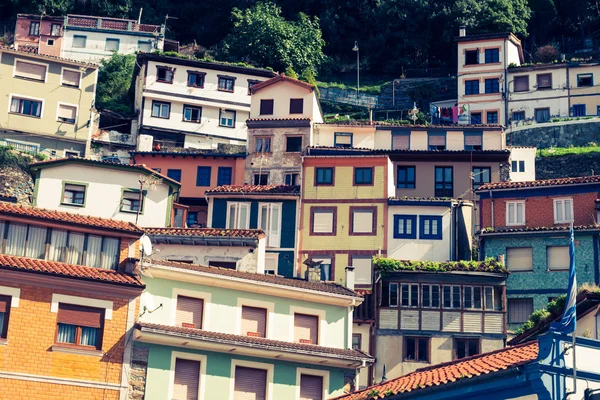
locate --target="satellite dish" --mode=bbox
[140,234,153,257]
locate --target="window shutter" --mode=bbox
[336,134,352,145]
[352,210,374,233]
[176,296,203,329]
[57,304,103,328]
[173,358,200,400]
[392,134,409,150]
[428,135,445,146]
[58,105,76,121]
[547,246,569,270]
[15,61,46,81]
[234,367,267,400]
[269,204,281,247]
[0,295,10,313]
[352,257,372,285]
[62,70,80,87]
[465,135,482,146]
[508,298,533,324]
[514,76,528,92]
[300,374,323,400]
[313,211,333,233]
[241,306,267,337]
[294,313,318,344]
[506,248,533,271]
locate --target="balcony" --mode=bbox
[66,15,162,34]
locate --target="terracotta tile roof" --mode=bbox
[0,46,99,67]
[131,143,246,157]
[0,254,144,287]
[146,259,361,298]
[305,146,510,156]
[476,175,600,191]
[136,322,372,362]
[479,225,600,235]
[145,227,266,239]
[247,117,311,122]
[388,197,463,203]
[250,73,315,93]
[333,341,539,400]
[205,184,300,195]
[0,202,142,234]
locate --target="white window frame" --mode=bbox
[553,198,574,223]
[264,253,279,275]
[226,202,250,229]
[420,284,440,308]
[257,203,282,248]
[389,282,399,307]
[442,285,461,309]
[0,286,21,308]
[170,288,212,331]
[13,58,49,82]
[8,93,45,118]
[401,283,419,308]
[64,149,80,157]
[463,286,483,309]
[56,102,79,124]
[506,200,525,226]
[168,351,207,400]
[50,294,113,319]
[236,297,275,339]
[60,67,82,88]
[229,359,274,400]
[295,368,330,400]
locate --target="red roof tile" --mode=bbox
[246,117,311,122]
[145,227,266,239]
[479,225,600,235]
[0,202,142,234]
[250,73,315,93]
[0,46,99,67]
[205,185,300,195]
[476,175,600,191]
[0,254,144,287]
[333,341,539,400]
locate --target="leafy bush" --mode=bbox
[533,44,560,63]
[373,257,507,275]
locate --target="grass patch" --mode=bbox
[317,81,387,95]
[538,145,600,158]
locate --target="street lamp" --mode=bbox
[352,41,359,104]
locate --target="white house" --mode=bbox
[133,53,276,150]
[507,146,536,181]
[30,158,181,228]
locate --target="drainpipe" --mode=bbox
[450,203,456,261]
[567,64,571,117]
[489,190,495,229]
[503,37,509,127]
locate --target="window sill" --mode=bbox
[51,345,102,357]
[403,359,430,363]
[509,270,533,273]
[156,80,173,84]
[219,125,236,129]
[151,115,171,119]
[14,76,46,83]
[8,112,41,119]
[182,120,201,123]
[120,209,142,214]
[61,84,80,89]
[57,120,75,125]
[187,85,204,89]
[218,89,235,93]
[60,202,85,207]
[393,235,417,240]
[0,338,7,346]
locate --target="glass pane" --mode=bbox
[485,287,493,309]
[516,203,523,223]
[417,338,428,361]
[80,327,98,347]
[6,223,27,256]
[86,235,102,268]
[431,219,438,235]
[422,285,430,307]
[398,169,406,182]
[464,287,472,308]
[101,237,119,270]
[25,225,47,259]
[239,205,248,229]
[57,323,76,343]
[390,284,398,306]
[227,205,236,229]
[270,206,280,234]
[452,287,461,308]
[410,285,418,306]
[432,286,440,307]
[443,286,451,307]
[401,284,409,306]
[508,203,514,224]
[474,287,482,309]
[405,338,415,360]
[556,201,563,221]
[445,168,452,181]
[406,219,412,234]
[49,229,68,262]
[260,205,268,230]
[66,232,85,264]
[565,200,572,220]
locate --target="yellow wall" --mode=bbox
[303,165,387,199]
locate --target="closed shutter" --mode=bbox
[241,306,267,337]
[352,257,372,285]
[294,313,318,344]
[508,298,533,324]
[234,366,267,400]
[313,211,333,233]
[506,248,533,271]
[547,246,569,270]
[173,358,200,400]
[300,374,323,400]
[176,296,203,329]
[465,135,482,146]
[514,76,528,92]
[57,304,103,328]
[15,60,46,81]
[62,70,80,87]
[428,135,445,146]
[58,104,78,122]
[352,210,373,233]
[392,134,409,150]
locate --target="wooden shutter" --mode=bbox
[392,134,409,150]
[0,295,10,313]
[294,313,318,344]
[506,248,533,271]
[241,306,267,337]
[300,374,323,400]
[234,366,267,400]
[547,246,569,270]
[465,135,482,146]
[62,70,80,86]
[428,135,445,146]
[176,296,203,329]
[15,60,46,81]
[173,358,200,400]
[57,304,103,328]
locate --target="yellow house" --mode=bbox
[0,47,98,157]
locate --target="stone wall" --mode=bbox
[128,344,149,400]
[536,153,600,179]
[509,120,600,149]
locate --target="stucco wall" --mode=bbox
[61,29,161,62]
[14,17,63,57]
[250,81,317,119]
[151,243,258,270]
[353,323,371,389]
[508,147,536,181]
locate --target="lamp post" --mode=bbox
[352,41,359,104]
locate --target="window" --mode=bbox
[290,98,304,114]
[255,137,271,153]
[392,133,410,150]
[485,48,499,63]
[151,101,170,119]
[29,21,40,36]
[247,79,261,95]
[72,35,86,48]
[470,112,482,124]
[48,39,55,46]
[454,338,480,359]
[434,167,453,197]
[354,167,373,185]
[394,215,417,239]
[285,173,299,185]
[105,38,119,51]
[389,283,399,307]
[0,295,11,339]
[55,304,103,349]
[62,69,80,87]
[219,109,236,127]
[62,183,86,206]
[554,198,573,223]
[15,60,46,81]
[465,50,478,65]
[443,286,461,308]
[196,166,211,187]
[156,66,174,83]
[187,72,205,88]
[167,169,182,182]
[208,260,237,269]
[227,203,250,229]
[486,111,498,124]
[258,203,282,247]
[351,208,375,235]
[512,111,525,121]
[218,76,235,92]
[315,167,334,185]
[264,253,279,275]
[511,160,526,172]
[187,212,198,227]
[334,132,353,148]
[514,76,529,92]
[300,374,323,400]
[485,287,503,311]
[286,136,302,152]
[463,286,482,309]
[508,298,533,324]
[465,133,483,151]
[428,133,446,150]
[57,104,76,124]
[397,166,416,188]
[535,108,550,123]
[173,358,201,400]
[253,173,269,185]
[578,73,593,87]
[50,23,61,36]
[472,167,490,190]
[404,337,429,362]
[137,41,151,52]
[506,201,525,225]
[506,247,533,271]
[547,246,570,271]
[401,283,419,307]
[421,285,440,308]
[485,78,500,93]
[121,190,142,213]
[217,167,232,186]
[465,80,479,95]
[183,105,202,122]
[536,73,552,90]
[260,99,274,115]
[10,97,42,118]
[352,334,362,350]
[241,306,267,337]
[313,257,332,281]
[420,216,442,240]
[234,366,267,400]
[573,104,586,117]
[294,313,318,344]
[311,208,335,235]
[176,295,203,329]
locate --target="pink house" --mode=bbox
[14,14,64,57]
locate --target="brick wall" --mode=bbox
[0,378,118,400]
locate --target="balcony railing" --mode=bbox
[66,15,162,34]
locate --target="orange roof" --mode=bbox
[333,341,539,400]
[145,227,266,239]
[250,73,315,94]
[206,185,300,195]
[476,175,600,191]
[0,202,142,234]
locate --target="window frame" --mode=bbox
[393,214,417,239]
[506,200,526,226]
[536,73,552,90]
[486,111,499,124]
[226,202,251,229]
[389,283,399,307]
[151,100,171,119]
[484,78,500,94]
[443,285,461,309]
[137,40,151,52]
[470,112,482,124]
[182,104,202,123]
[72,35,87,48]
[577,73,593,87]
[289,98,304,114]
[353,167,374,186]
[14,59,48,82]
[472,167,491,190]
[463,286,483,309]
[167,169,182,182]
[465,50,479,65]
[553,198,574,223]
[508,298,534,324]
[428,132,447,150]
[454,337,481,360]
[61,181,87,207]
[170,353,206,400]
[547,245,570,271]
[60,67,81,88]
[56,103,77,124]
[285,136,303,153]
[257,202,283,248]
[156,66,174,84]
[196,166,212,187]
[352,333,362,350]
[334,132,353,148]
[285,173,299,185]
[400,283,419,308]
[310,206,336,236]
[253,173,269,185]
[255,136,272,154]
[464,132,483,151]
[54,303,105,351]
[349,206,377,236]
[421,284,441,308]
[464,79,480,95]
[484,48,500,63]
[217,75,236,92]
[217,166,233,186]
[512,111,525,121]
[514,75,529,92]
[391,132,411,150]
[29,21,40,36]
[9,96,43,118]
[506,247,533,272]
[0,294,12,339]
[187,71,206,88]
[403,336,430,363]
[120,188,144,214]
[314,167,334,186]
[434,166,453,197]
[260,99,274,115]
[105,38,120,52]
[419,215,443,240]
[219,109,236,128]
[397,166,416,189]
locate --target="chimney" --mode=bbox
[345,266,355,291]
[459,26,466,37]
[307,266,321,282]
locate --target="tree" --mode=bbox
[219,2,326,73]
[285,66,298,79]
[299,68,319,96]
[95,53,136,114]
[534,44,560,63]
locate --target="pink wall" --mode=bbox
[15,16,63,57]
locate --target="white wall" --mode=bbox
[61,30,161,62]
[250,80,319,120]
[508,67,569,120]
[508,146,536,181]
[35,164,171,227]
[151,243,258,269]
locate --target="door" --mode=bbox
[573,104,586,117]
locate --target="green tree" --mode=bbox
[299,67,319,95]
[96,53,135,114]
[285,66,298,79]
